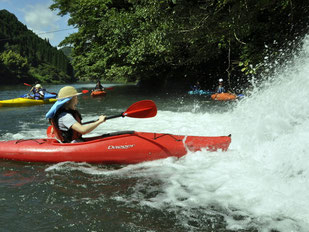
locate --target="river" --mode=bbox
[0,36,309,231]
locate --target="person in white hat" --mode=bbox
[30,83,45,100]
[215,79,226,93]
[46,86,106,143]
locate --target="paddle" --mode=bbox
[46,100,157,138]
[24,83,32,87]
[82,86,113,93]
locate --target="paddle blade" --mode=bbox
[82,90,89,94]
[124,100,157,118]
[46,125,55,138]
[24,83,32,87]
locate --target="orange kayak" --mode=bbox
[91,90,106,97]
[211,93,237,101]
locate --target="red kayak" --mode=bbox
[91,90,106,97]
[0,131,231,164]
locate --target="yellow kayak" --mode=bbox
[0,98,57,107]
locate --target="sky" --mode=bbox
[0,0,77,47]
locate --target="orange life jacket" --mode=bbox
[50,109,83,143]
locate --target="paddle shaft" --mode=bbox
[83,113,123,125]
[24,83,34,93]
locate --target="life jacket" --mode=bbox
[217,86,225,93]
[95,83,103,90]
[49,108,83,143]
[32,88,44,100]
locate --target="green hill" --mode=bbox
[0,9,75,85]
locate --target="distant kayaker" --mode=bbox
[93,80,104,91]
[30,84,45,100]
[46,86,106,143]
[215,79,226,93]
[192,81,201,91]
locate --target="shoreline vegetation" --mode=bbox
[0,10,74,86]
[1,0,309,91]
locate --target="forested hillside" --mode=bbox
[0,9,75,85]
[51,0,309,90]
[60,46,73,61]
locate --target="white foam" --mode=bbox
[8,36,309,232]
[78,36,309,231]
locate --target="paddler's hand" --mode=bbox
[98,115,106,124]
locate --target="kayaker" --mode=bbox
[215,79,226,93]
[192,81,201,91]
[30,84,45,100]
[46,86,106,143]
[94,80,104,91]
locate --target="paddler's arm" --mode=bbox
[71,115,106,134]
[39,91,45,98]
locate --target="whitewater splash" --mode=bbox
[158,38,309,231]
[46,36,309,231]
[6,35,309,230]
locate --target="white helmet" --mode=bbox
[218,79,223,82]
[35,84,42,88]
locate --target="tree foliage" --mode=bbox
[50,0,309,89]
[0,10,75,85]
[0,50,29,75]
[0,50,31,84]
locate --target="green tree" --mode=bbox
[0,50,29,78]
[0,9,75,84]
[50,0,309,89]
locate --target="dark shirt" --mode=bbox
[95,83,104,90]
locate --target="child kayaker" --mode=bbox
[215,79,226,93]
[30,84,45,100]
[46,86,106,143]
